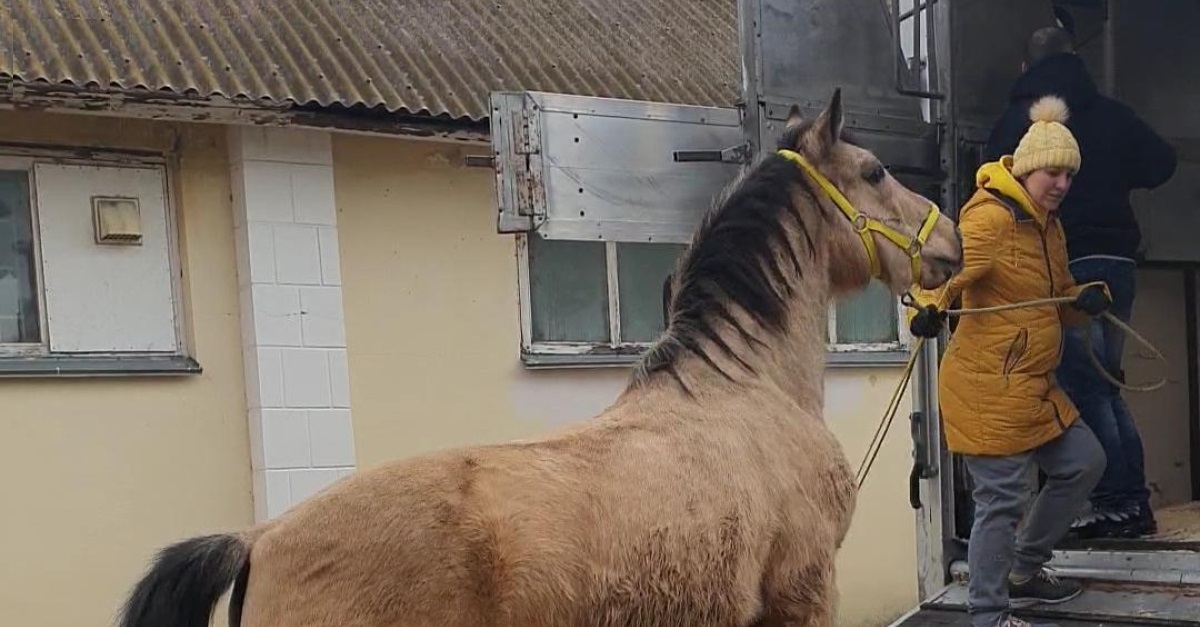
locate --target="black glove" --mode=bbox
[909,305,947,338]
[1072,284,1111,316]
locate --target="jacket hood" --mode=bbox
[1009,53,1100,113]
[976,158,1047,226]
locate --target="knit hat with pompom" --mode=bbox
[1011,95,1081,178]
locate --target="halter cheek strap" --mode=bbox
[776,149,941,282]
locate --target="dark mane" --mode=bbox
[630,125,823,393]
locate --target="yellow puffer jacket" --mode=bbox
[911,157,1103,456]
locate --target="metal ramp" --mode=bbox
[890,580,1200,626]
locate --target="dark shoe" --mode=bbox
[1071,507,1139,539]
[1134,501,1159,536]
[1009,569,1082,607]
[1085,503,1157,539]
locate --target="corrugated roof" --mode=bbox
[0,0,740,121]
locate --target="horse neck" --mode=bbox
[756,268,832,410]
[624,156,861,415]
[648,231,835,415]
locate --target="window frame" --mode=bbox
[0,145,198,377]
[515,233,914,368]
[516,235,652,367]
[0,155,49,356]
[825,295,915,355]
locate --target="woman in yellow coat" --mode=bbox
[909,96,1110,627]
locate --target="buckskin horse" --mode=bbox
[117,89,963,627]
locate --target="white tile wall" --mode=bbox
[299,287,346,348]
[259,470,293,520]
[254,348,286,409]
[328,350,351,408]
[318,227,342,286]
[292,166,338,225]
[282,348,333,408]
[309,409,356,467]
[289,468,343,503]
[231,126,356,523]
[274,225,323,285]
[260,409,312,469]
[252,285,303,347]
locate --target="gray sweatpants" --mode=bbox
[963,418,1106,627]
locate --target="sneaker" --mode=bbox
[1008,569,1082,607]
[1071,507,1136,539]
[1106,511,1157,539]
[993,615,1060,627]
[1134,501,1159,536]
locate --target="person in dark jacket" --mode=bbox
[984,26,1177,540]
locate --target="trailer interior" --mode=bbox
[895,0,1200,624]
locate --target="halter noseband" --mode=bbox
[776,148,941,282]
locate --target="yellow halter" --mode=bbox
[776,149,941,281]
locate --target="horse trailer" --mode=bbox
[488,1,1200,624]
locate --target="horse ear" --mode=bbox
[785,104,804,128]
[825,88,843,145]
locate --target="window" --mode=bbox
[827,278,910,354]
[0,169,40,346]
[519,236,687,364]
[493,90,913,367]
[0,153,195,376]
[517,235,910,366]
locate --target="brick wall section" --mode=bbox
[229,127,356,522]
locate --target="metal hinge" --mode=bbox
[494,98,546,233]
[514,108,540,156]
[512,108,545,225]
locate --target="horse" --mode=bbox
[116,88,962,627]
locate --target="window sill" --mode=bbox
[521,347,913,369]
[0,354,202,378]
[825,350,913,367]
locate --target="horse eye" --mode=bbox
[863,164,886,184]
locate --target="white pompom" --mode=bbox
[1029,95,1070,124]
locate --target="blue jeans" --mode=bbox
[1055,256,1150,514]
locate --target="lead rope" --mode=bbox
[854,292,1167,490]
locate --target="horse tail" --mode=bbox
[117,531,258,627]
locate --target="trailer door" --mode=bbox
[740,0,943,191]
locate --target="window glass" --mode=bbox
[834,279,898,344]
[528,237,609,343]
[0,170,39,343]
[616,242,687,343]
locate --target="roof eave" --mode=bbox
[0,79,491,144]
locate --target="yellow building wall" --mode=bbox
[334,135,919,626]
[0,111,253,626]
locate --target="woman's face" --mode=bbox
[1022,167,1074,212]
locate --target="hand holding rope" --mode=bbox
[853,282,1167,495]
